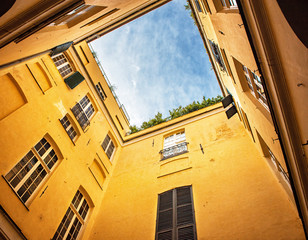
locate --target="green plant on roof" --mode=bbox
[129,95,223,134]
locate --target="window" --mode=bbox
[193,0,202,12]
[60,115,78,143]
[160,131,188,160]
[242,65,269,109]
[156,186,196,240]
[220,0,237,7]
[4,137,59,204]
[53,190,90,240]
[101,134,115,160]
[268,148,290,183]
[252,73,268,107]
[209,40,227,72]
[243,66,255,94]
[95,82,107,102]
[71,95,95,130]
[51,53,73,78]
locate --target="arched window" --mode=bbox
[4,134,62,205]
[51,53,74,78]
[52,187,93,240]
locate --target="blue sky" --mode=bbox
[91,0,221,126]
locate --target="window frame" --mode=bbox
[101,134,116,161]
[212,0,238,13]
[59,114,80,144]
[51,52,74,79]
[160,131,188,160]
[71,95,95,131]
[52,190,90,240]
[242,65,269,111]
[4,136,60,206]
[209,40,227,72]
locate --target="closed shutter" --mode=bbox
[156,186,196,240]
[64,71,85,89]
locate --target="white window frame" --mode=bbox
[101,134,116,160]
[243,65,269,110]
[163,131,186,149]
[4,137,59,205]
[51,53,74,78]
[220,0,237,8]
[161,131,187,160]
[71,95,95,131]
[60,115,78,143]
[53,190,90,240]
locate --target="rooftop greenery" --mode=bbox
[129,95,223,134]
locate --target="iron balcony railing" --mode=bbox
[160,142,189,160]
[88,43,130,123]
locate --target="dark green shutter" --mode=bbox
[64,71,85,89]
[50,41,73,56]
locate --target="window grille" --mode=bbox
[160,132,187,160]
[209,40,227,72]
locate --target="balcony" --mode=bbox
[160,142,188,160]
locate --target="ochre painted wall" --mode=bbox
[89,109,305,239]
[0,51,120,239]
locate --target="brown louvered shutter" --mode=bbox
[176,186,195,240]
[157,190,173,240]
[156,186,196,240]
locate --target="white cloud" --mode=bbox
[91,0,221,126]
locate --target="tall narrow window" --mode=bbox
[220,0,237,7]
[53,190,90,240]
[268,148,290,183]
[243,66,255,94]
[156,186,196,240]
[4,137,59,204]
[60,115,78,143]
[160,131,187,160]
[194,0,202,12]
[252,73,268,108]
[101,134,115,160]
[242,65,269,110]
[209,40,226,72]
[51,53,73,78]
[71,95,95,130]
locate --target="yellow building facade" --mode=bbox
[189,0,308,233]
[0,0,307,239]
[0,40,306,239]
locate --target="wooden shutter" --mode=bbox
[64,71,85,89]
[156,186,196,240]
